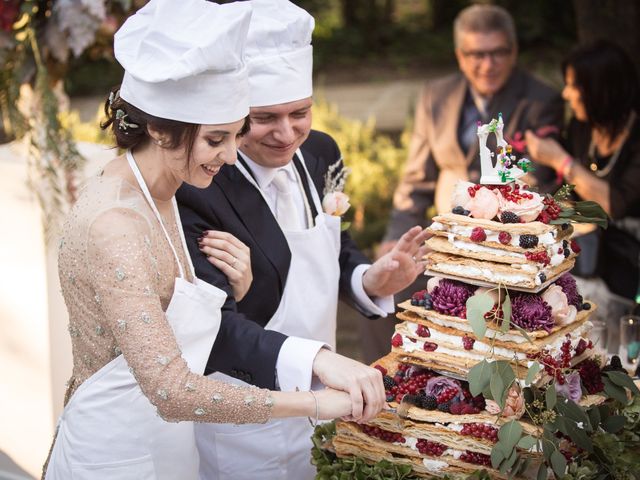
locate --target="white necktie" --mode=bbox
[271,169,301,231]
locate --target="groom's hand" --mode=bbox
[312,350,384,422]
[363,226,431,298]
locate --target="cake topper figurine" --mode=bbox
[477,113,531,184]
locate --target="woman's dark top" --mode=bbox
[566,113,640,299]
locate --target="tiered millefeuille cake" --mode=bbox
[325,117,622,479]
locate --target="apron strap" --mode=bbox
[126,150,188,279]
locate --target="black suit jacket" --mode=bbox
[176,130,371,389]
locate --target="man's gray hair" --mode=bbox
[453,4,517,49]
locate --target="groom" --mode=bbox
[176,1,428,478]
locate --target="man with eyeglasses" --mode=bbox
[365,4,563,363]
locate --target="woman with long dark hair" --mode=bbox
[526,39,640,348]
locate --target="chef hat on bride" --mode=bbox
[114,0,252,124]
[245,0,314,107]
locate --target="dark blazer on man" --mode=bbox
[385,67,563,241]
[176,130,370,389]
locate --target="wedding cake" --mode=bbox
[324,116,632,479]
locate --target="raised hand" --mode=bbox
[198,230,253,301]
[312,349,385,422]
[362,226,431,298]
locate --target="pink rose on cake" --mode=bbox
[497,189,544,222]
[485,384,525,420]
[464,187,500,220]
[542,285,577,326]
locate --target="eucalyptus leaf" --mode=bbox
[491,446,505,469]
[555,398,591,429]
[493,360,516,387]
[565,419,593,452]
[603,377,629,404]
[587,405,601,427]
[500,293,512,332]
[525,362,541,386]
[536,464,547,480]
[510,323,533,343]
[516,435,537,450]
[498,420,523,453]
[545,384,557,410]
[500,449,518,474]
[550,449,567,477]
[604,370,640,395]
[466,293,493,339]
[469,360,493,396]
[491,371,506,408]
[602,415,626,433]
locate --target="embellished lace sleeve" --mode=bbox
[86,207,273,424]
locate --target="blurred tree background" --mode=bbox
[2,0,639,251]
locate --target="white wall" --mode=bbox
[0,142,112,477]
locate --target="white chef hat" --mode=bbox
[245,0,314,107]
[114,0,252,125]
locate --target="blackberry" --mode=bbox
[452,206,465,215]
[386,394,395,402]
[437,401,451,413]
[500,211,520,224]
[519,234,539,249]
[562,239,569,249]
[410,298,420,306]
[383,375,395,390]
[611,355,622,369]
[538,273,547,284]
[563,248,571,258]
[419,395,438,410]
[403,394,420,406]
[561,223,570,230]
[582,302,591,310]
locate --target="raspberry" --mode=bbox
[498,231,512,245]
[416,324,431,337]
[391,334,403,347]
[419,395,438,410]
[525,251,550,265]
[470,227,486,242]
[373,364,387,376]
[500,211,520,223]
[462,335,475,350]
[519,234,539,249]
[570,239,582,253]
[383,376,395,390]
[423,342,438,352]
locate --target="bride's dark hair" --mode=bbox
[101,85,250,160]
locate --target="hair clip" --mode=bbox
[115,109,139,131]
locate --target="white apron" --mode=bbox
[46,151,226,480]
[195,151,341,480]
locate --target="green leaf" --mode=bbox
[550,450,567,477]
[516,435,537,450]
[602,414,626,433]
[500,449,518,474]
[466,293,493,340]
[603,376,629,404]
[553,184,575,202]
[498,420,523,453]
[545,384,557,410]
[510,323,533,343]
[536,464,547,480]
[491,445,506,469]
[491,372,506,407]
[555,398,591,429]
[468,360,493,396]
[340,221,351,231]
[525,362,541,386]
[501,294,512,333]
[604,370,640,395]
[587,405,601,426]
[565,419,593,452]
[493,360,516,387]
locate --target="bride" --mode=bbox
[42,1,374,478]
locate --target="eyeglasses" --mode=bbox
[461,47,512,63]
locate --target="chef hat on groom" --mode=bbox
[114,0,252,124]
[246,0,314,107]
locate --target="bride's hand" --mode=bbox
[198,230,253,301]
[313,388,358,421]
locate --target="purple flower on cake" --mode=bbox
[510,293,554,332]
[542,285,577,326]
[555,372,582,402]
[430,279,476,318]
[425,377,463,401]
[554,273,582,308]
